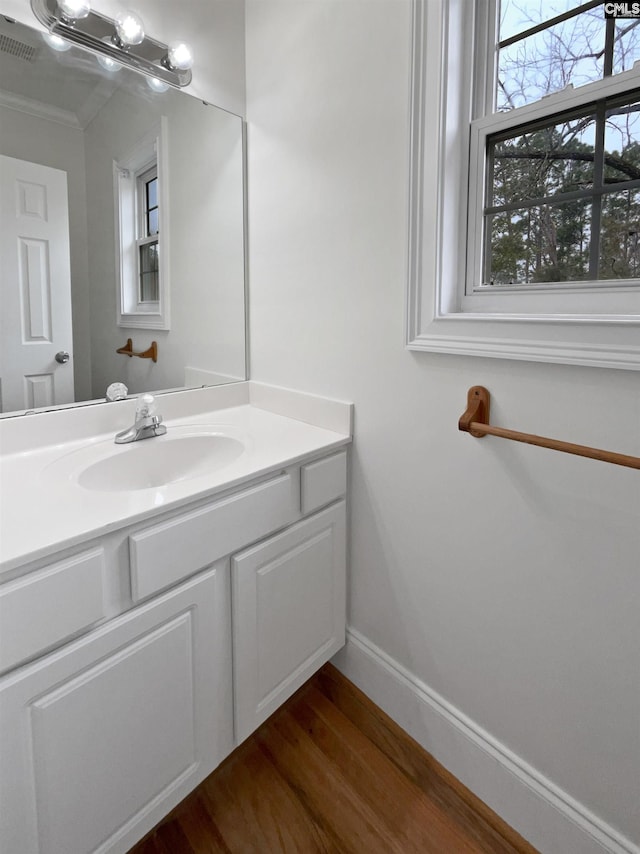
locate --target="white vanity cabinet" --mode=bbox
[0,566,231,854]
[0,448,348,854]
[232,501,346,743]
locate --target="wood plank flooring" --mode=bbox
[129,664,539,854]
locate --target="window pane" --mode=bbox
[139,241,159,273]
[604,100,640,184]
[613,19,640,74]
[491,114,597,206]
[499,0,580,44]
[139,241,159,301]
[140,271,159,303]
[599,189,640,278]
[146,177,158,209]
[147,207,159,235]
[498,6,606,110]
[486,199,592,284]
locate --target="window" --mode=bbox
[114,119,169,330]
[482,96,639,286]
[406,0,640,369]
[468,1,640,311]
[137,166,160,304]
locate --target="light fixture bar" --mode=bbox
[31,0,192,87]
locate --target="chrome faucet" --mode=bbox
[115,393,167,444]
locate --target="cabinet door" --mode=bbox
[0,566,232,854]
[232,501,346,743]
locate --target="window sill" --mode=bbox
[407,312,640,370]
[118,313,169,331]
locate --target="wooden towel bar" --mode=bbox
[116,338,158,363]
[459,386,640,470]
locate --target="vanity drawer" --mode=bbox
[0,548,107,672]
[300,451,347,515]
[130,470,299,602]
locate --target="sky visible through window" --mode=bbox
[498,2,640,109]
[500,0,586,43]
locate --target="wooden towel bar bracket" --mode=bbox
[116,339,158,363]
[459,386,640,470]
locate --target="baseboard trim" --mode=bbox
[332,628,638,854]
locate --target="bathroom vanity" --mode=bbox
[0,382,352,854]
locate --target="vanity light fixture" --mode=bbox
[166,40,194,72]
[113,9,144,47]
[95,35,121,70]
[96,49,121,72]
[42,31,71,50]
[31,0,193,87]
[147,76,169,93]
[57,0,90,20]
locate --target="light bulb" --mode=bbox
[97,53,121,71]
[43,32,71,51]
[58,0,90,20]
[114,10,144,46]
[96,36,122,71]
[166,40,193,71]
[147,76,169,93]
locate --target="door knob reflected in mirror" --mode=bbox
[55,351,70,364]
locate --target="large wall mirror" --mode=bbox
[0,13,246,417]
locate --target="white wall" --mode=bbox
[0,105,92,401]
[245,2,640,853]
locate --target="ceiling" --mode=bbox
[0,14,120,127]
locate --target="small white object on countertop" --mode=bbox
[106,383,128,402]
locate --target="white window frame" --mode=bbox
[406,0,640,370]
[114,117,170,330]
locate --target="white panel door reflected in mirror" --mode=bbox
[0,155,74,412]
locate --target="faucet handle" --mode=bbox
[135,393,157,419]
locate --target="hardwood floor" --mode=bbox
[129,664,539,854]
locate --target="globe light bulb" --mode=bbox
[97,53,121,72]
[114,10,145,46]
[43,32,71,51]
[96,36,122,71]
[58,0,91,20]
[147,76,169,93]
[166,40,193,71]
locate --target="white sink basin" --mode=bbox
[79,435,244,491]
[44,427,246,492]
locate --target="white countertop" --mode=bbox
[0,383,352,576]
